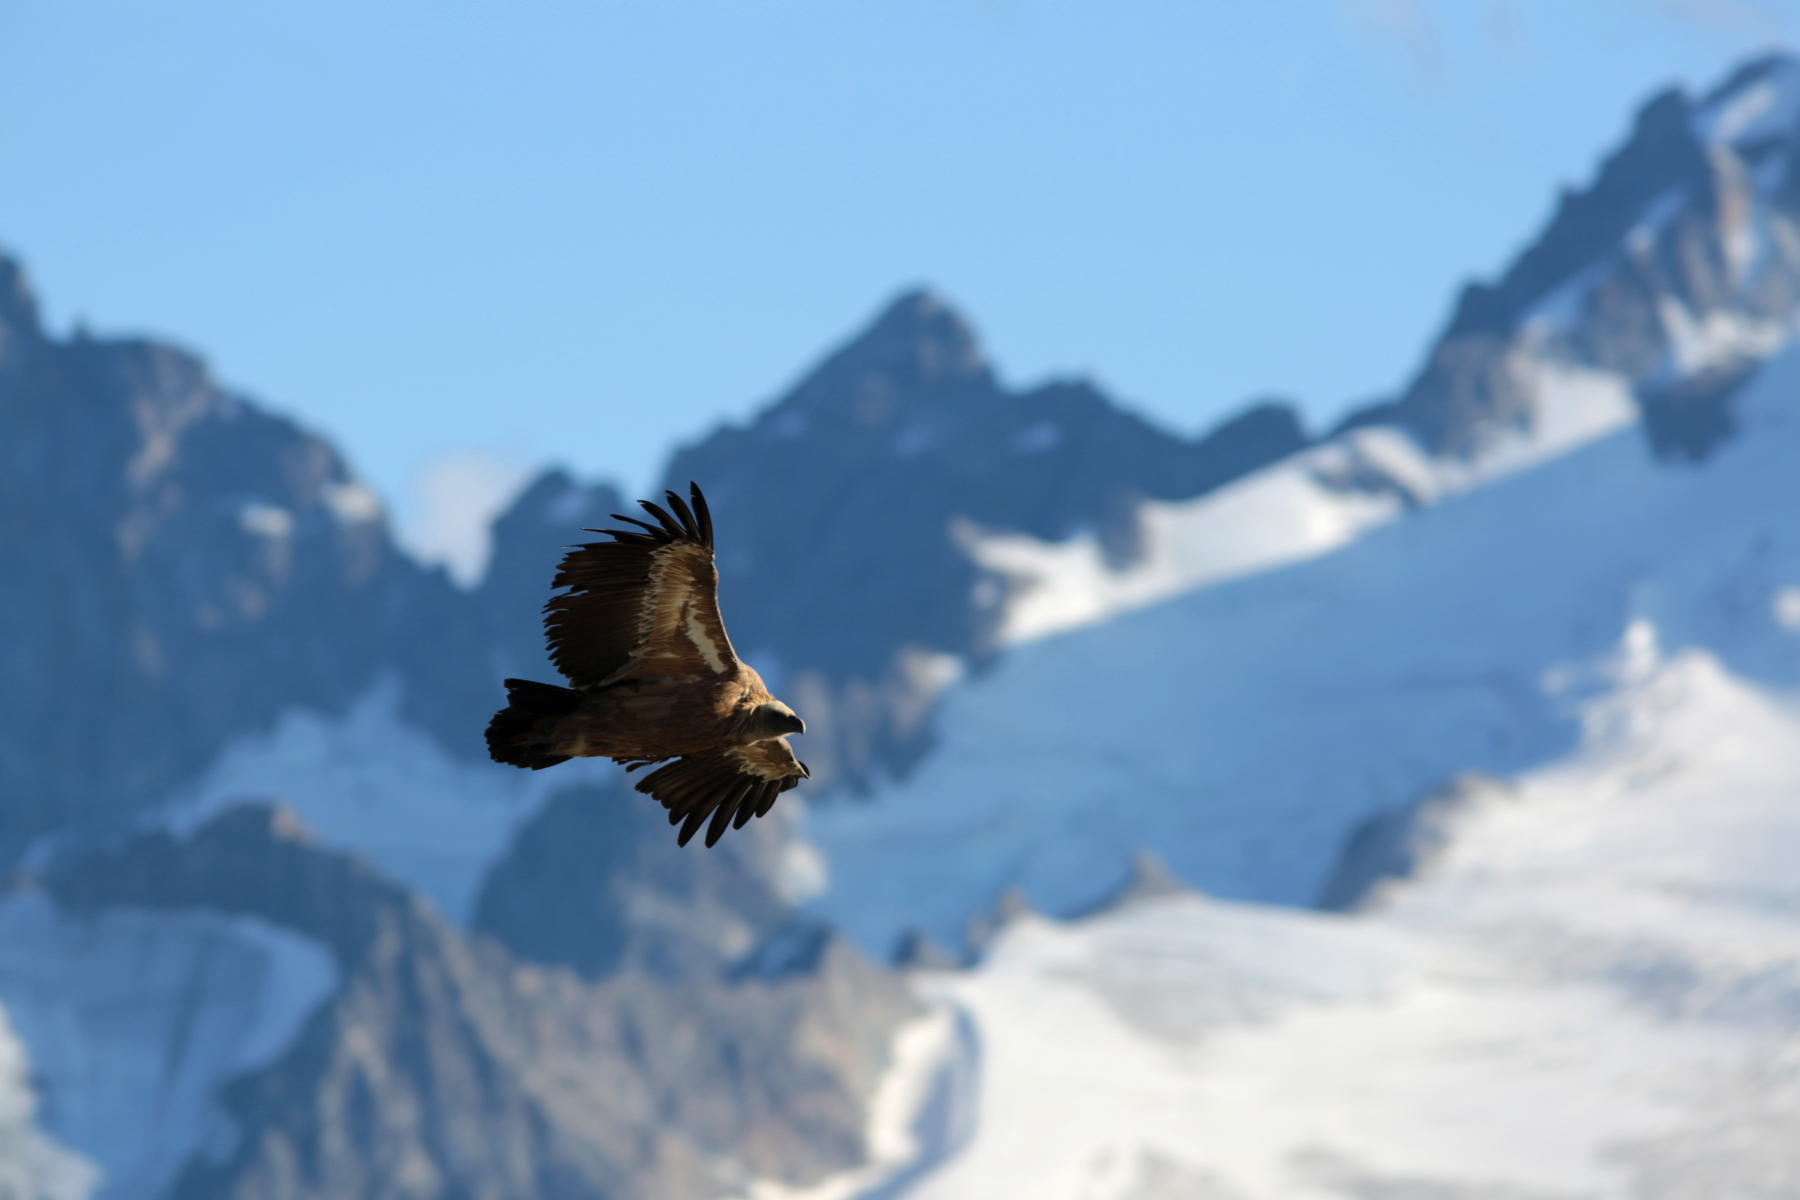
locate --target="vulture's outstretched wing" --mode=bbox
[544,482,738,689]
[635,739,809,847]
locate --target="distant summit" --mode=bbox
[1347,52,1800,462]
[0,256,501,864]
[651,290,1309,787]
[0,254,40,343]
[781,289,991,414]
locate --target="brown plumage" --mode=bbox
[484,482,809,846]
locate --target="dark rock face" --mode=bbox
[0,258,495,868]
[634,292,1308,786]
[50,805,918,1200]
[471,783,794,982]
[1341,54,1800,463]
[1314,775,1509,912]
[1444,88,1714,342]
[1638,359,1759,461]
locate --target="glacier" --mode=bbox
[803,337,1800,962]
[852,632,1800,1197]
[785,332,1800,1190]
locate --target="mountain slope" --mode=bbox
[647,292,1308,787]
[803,58,1800,957]
[0,249,919,1200]
[807,334,1800,957]
[960,54,1800,653]
[874,628,1800,1197]
[0,257,495,869]
[42,804,915,1200]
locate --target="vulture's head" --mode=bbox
[753,702,806,738]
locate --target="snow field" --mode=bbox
[868,646,1800,1198]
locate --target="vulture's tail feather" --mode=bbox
[486,678,581,769]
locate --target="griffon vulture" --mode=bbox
[485,482,809,847]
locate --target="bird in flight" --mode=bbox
[485,482,809,847]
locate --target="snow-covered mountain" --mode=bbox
[878,630,1800,1196]
[826,567,1800,1196]
[657,292,1308,788]
[3,49,1800,1200]
[804,52,1800,955]
[0,250,914,1196]
[958,54,1800,651]
[782,54,1800,1198]
[803,340,1800,952]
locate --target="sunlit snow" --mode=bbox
[0,1001,98,1200]
[0,899,334,1200]
[961,359,1640,648]
[846,640,1800,1198]
[167,680,594,924]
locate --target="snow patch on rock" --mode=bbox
[962,358,1639,648]
[0,896,334,1200]
[167,680,598,923]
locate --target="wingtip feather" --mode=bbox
[608,514,664,537]
[689,482,713,547]
[677,807,708,846]
[664,491,701,541]
[637,499,686,539]
[704,801,735,848]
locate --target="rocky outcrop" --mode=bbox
[0,259,495,868]
[471,782,796,983]
[1342,54,1800,463]
[1314,774,1511,912]
[49,805,918,1200]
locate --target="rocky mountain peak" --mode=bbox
[1346,52,1800,462]
[0,256,502,867]
[773,288,991,427]
[1443,85,1711,341]
[647,287,1307,789]
[0,253,42,359]
[1693,52,1800,147]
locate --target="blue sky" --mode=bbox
[0,0,1791,576]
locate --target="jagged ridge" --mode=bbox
[48,804,917,1200]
